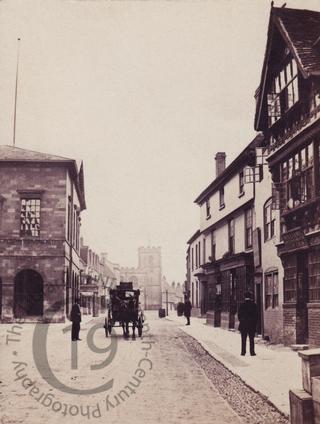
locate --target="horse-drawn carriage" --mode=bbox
[104,282,144,339]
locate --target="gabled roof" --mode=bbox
[0,145,86,210]
[275,7,320,77]
[255,6,320,130]
[194,134,263,206]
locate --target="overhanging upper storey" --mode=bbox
[254,6,320,150]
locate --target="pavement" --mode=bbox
[166,312,303,417]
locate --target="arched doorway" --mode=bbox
[14,269,43,318]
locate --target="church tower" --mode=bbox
[138,246,162,310]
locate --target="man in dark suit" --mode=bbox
[70,299,82,341]
[238,291,258,356]
[184,297,192,326]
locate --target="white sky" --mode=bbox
[1,0,320,283]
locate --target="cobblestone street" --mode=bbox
[0,313,290,424]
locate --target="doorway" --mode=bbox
[14,269,43,318]
[255,278,262,335]
[200,281,208,316]
[229,270,236,329]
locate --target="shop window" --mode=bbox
[245,208,253,248]
[20,198,41,237]
[309,252,320,302]
[265,271,279,309]
[264,198,276,241]
[284,256,297,303]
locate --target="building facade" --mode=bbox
[0,145,86,323]
[255,6,320,346]
[80,242,108,316]
[186,230,201,316]
[120,246,162,310]
[161,276,184,313]
[190,147,258,330]
[252,142,284,343]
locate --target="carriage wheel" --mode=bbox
[108,323,112,335]
[138,318,143,337]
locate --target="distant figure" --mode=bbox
[238,291,258,356]
[70,299,82,342]
[138,302,145,323]
[184,297,192,326]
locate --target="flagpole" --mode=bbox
[13,38,21,147]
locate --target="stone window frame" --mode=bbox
[17,190,44,238]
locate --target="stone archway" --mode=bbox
[14,269,44,318]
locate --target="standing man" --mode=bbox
[71,299,82,341]
[238,291,258,356]
[184,296,192,326]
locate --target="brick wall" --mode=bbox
[283,304,298,345]
[0,163,67,241]
[0,162,82,322]
[264,307,283,343]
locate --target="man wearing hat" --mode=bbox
[70,299,82,341]
[238,291,258,356]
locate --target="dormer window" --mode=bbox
[267,58,299,127]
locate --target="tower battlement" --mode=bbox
[138,246,161,253]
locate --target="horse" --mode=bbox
[119,297,138,339]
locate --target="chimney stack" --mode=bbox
[215,152,226,177]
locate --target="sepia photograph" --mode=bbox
[1,0,320,423]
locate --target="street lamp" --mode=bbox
[166,289,168,316]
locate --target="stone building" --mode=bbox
[254,6,320,346]
[120,246,162,310]
[0,145,86,323]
